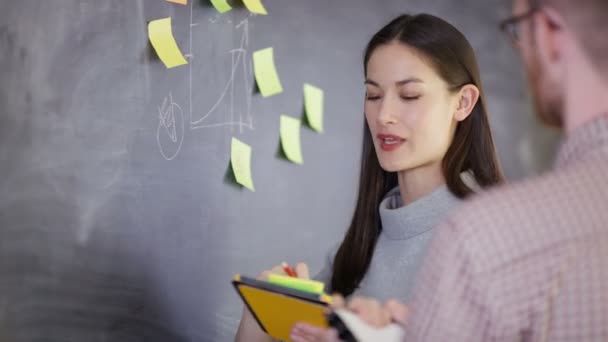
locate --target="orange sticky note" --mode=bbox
[165,0,187,4]
[148,17,188,69]
[243,0,268,15]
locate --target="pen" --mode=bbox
[281,262,298,277]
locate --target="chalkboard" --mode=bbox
[0,0,557,341]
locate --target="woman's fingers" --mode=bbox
[291,323,339,342]
[384,299,409,326]
[329,294,345,310]
[346,296,391,328]
[290,323,325,342]
[294,262,310,279]
[256,263,287,280]
[256,270,271,281]
[270,264,286,275]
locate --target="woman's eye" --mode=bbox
[366,95,381,101]
[401,95,421,101]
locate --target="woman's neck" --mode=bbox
[397,163,446,206]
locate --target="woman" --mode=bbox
[236,13,504,342]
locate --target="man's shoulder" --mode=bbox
[456,160,606,228]
[443,162,608,268]
[453,170,563,228]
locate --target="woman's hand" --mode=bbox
[290,323,341,342]
[258,262,310,280]
[289,295,345,342]
[288,295,409,342]
[346,296,409,328]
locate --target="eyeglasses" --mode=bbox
[499,8,539,46]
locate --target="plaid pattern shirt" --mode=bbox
[405,115,608,341]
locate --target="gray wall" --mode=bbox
[0,0,558,341]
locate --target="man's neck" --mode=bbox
[564,61,608,135]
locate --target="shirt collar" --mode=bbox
[555,114,608,169]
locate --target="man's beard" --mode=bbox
[527,48,565,129]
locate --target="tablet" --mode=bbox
[232,274,331,341]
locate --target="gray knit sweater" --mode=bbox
[315,184,462,301]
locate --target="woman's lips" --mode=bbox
[377,134,406,151]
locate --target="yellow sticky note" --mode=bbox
[253,47,283,97]
[148,17,188,69]
[243,0,268,15]
[210,0,232,13]
[165,0,187,4]
[280,115,303,165]
[231,138,255,191]
[304,83,324,133]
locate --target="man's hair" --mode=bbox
[538,0,608,76]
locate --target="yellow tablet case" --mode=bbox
[232,275,330,341]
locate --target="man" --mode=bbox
[295,0,608,340]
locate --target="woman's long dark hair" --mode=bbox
[331,14,505,296]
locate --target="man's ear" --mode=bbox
[533,8,565,67]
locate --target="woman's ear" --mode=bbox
[454,84,480,121]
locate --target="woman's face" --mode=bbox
[364,42,461,173]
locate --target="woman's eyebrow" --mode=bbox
[364,78,424,86]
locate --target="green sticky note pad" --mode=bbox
[267,274,325,295]
[210,0,232,13]
[304,83,324,133]
[280,115,303,164]
[253,47,283,97]
[231,138,255,192]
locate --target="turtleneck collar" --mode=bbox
[379,184,462,240]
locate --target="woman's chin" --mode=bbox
[378,160,410,173]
